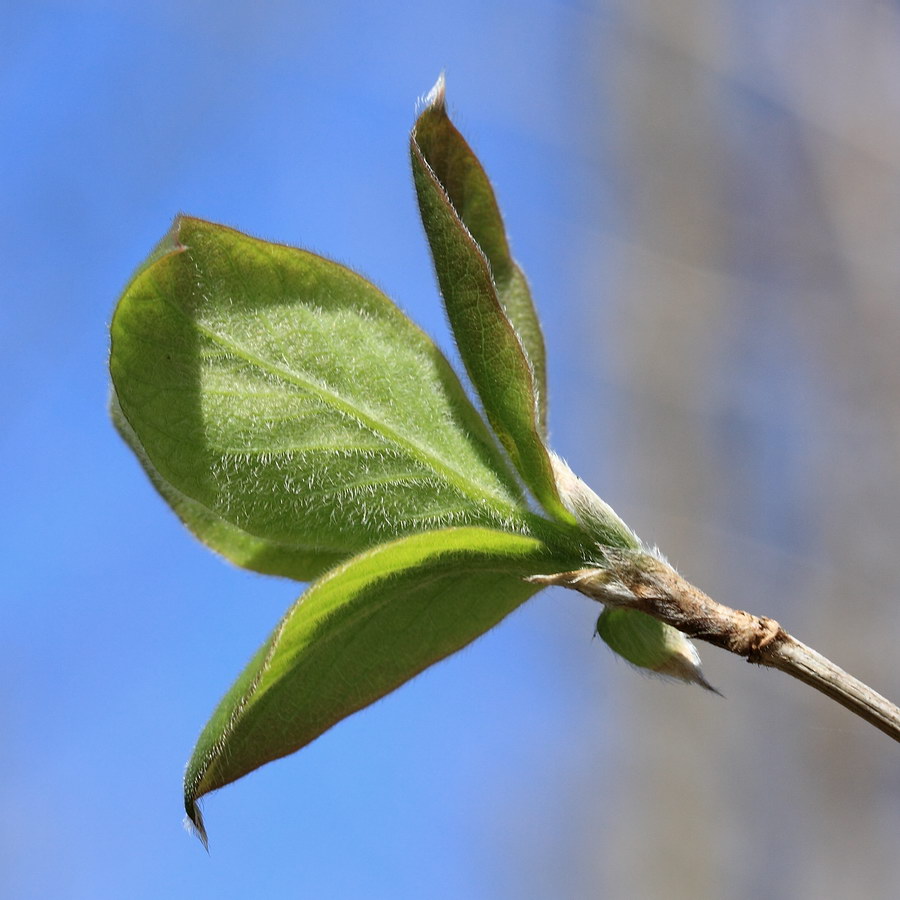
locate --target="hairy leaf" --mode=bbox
[548,451,640,551]
[111,393,344,579]
[184,527,572,844]
[411,75,548,432]
[411,80,570,523]
[110,217,538,581]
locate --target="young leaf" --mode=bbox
[411,79,571,524]
[184,526,572,845]
[110,216,536,581]
[545,452,716,683]
[548,451,640,551]
[411,76,548,432]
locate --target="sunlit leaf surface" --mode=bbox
[110,217,536,580]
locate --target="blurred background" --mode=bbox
[4,1,900,897]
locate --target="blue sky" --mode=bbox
[12,3,900,897]
[2,3,620,897]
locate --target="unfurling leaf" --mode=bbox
[110,216,535,581]
[412,75,548,431]
[548,451,639,550]
[185,527,571,845]
[546,454,714,686]
[411,78,571,523]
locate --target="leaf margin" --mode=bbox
[183,525,582,845]
[110,215,552,581]
[410,79,573,524]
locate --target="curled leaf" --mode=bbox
[184,527,572,844]
[411,78,570,522]
[415,75,548,429]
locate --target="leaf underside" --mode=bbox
[112,393,346,579]
[411,86,570,523]
[184,527,567,845]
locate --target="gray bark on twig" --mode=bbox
[531,552,900,744]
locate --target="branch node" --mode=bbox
[535,551,900,744]
[745,617,782,664]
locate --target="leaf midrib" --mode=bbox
[150,272,530,523]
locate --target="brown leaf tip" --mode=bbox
[184,797,210,852]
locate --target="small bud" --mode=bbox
[596,607,721,694]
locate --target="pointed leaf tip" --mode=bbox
[184,799,209,851]
[424,72,446,111]
[182,528,573,829]
[410,83,568,521]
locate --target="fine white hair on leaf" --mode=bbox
[418,71,447,113]
[548,451,640,548]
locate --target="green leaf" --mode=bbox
[411,79,570,523]
[410,76,548,433]
[549,452,640,551]
[111,393,345,579]
[110,216,540,581]
[184,526,570,844]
